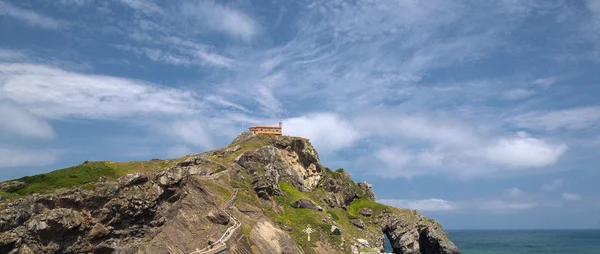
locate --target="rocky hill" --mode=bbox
[0,133,460,254]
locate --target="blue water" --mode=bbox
[383,230,600,253]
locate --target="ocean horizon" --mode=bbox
[383,229,600,253]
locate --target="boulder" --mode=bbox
[350,219,365,229]
[290,198,315,209]
[324,197,337,208]
[208,237,218,245]
[331,225,341,235]
[206,210,230,225]
[358,182,376,200]
[0,181,24,191]
[119,174,149,187]
[315,206,323,211]
[89,223,109,239]
[357,238,369,246]
[359,208,373,217]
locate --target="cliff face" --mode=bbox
[0,133,459,254]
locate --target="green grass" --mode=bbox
[347,198,388,217]
[209,135,270,166]
[0,158,180,202]
[327,210,339,221]
[271,182,342,251]
[214,166,227,174]
[4,162,119,196]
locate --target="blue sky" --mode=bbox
[1,0,599,229]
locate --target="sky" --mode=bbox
[1,0,599,230]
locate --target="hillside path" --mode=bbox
[194,188,241,254]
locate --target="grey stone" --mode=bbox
[290,198,315,209]
[0,181,24,191]
[331,225,341,235]
[206,210,230,225]
[350,219,365,229]
[359,208,373,217]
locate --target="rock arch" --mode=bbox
[377,212,460,254]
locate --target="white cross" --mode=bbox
[303,224,314,242]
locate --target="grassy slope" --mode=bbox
[0,159,183,202]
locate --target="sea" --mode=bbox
[383,230,600,254]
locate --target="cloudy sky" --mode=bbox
[1,0,599,229]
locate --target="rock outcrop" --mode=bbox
[234,136,325,199]
[331,225,341,235]
[350,219,366,229]
[320,170,375,209]
[0,167,218,254]
[290,198,315,209]
[377,211,460,254]
[207,210,230,225]
[359,207,373,217]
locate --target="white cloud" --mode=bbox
[510,106,600,131]
[0,101,55,140]
[586,0,600,25]
[58,0,92,6]
[283,113,361,154]
[253,73,285,116]
[117,0,163,15]
[379,198,458,212]
[0,63,202,119]
[480,200,537,211]
[541,179,564,192]
[0,147,59,168]
[502,88,536,100]
[117,37,234,68]
[0,1,66,29]
[358,113,567,179]
[562,192,582,201]
[482,132,568,168]
[504,187,525,198]
[354,114,479,148]
[179,1,259,40]
[531,77,557,89]
[205,95,249,113]
[155,120,214,151]
[0,49,26,61]
[374,147,414,170]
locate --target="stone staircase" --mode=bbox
[194,189,242,254]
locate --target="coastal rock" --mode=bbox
[357,238,369,246]
[290,198,315,209]
[206,210,230,225]
[331,225,341,235]
[351,219,365,229]
[320,172,375,209]
[359,208,373,217]
[234,137,326,199]
[119,174,149,187]
[358,182,376,200]
[89,223,109,239]
[377,212,459,254]
[0,181,24,191]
